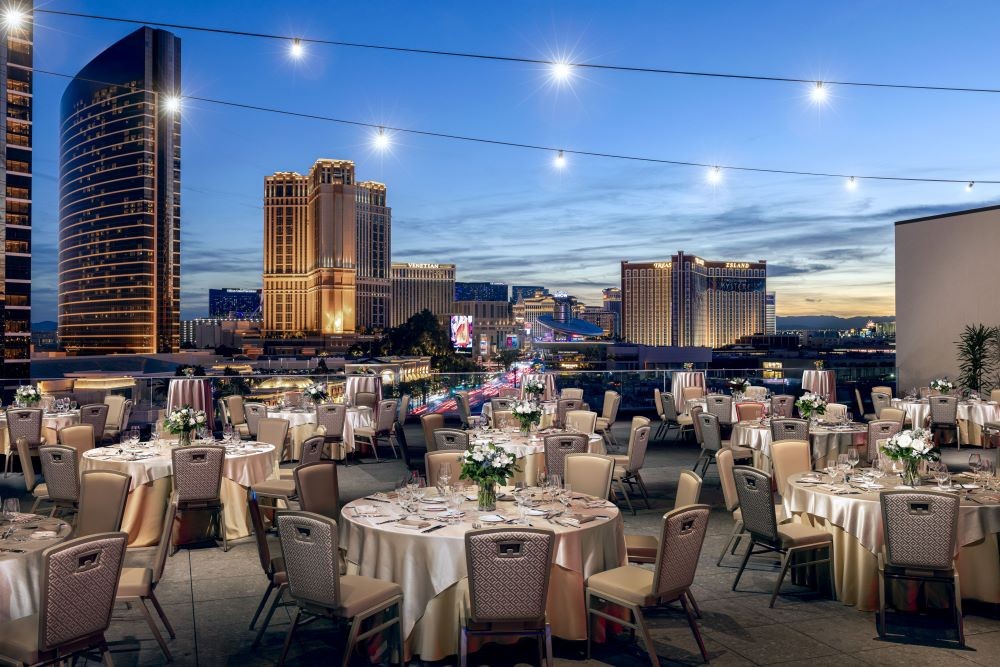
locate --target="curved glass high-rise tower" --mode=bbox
[58,27,180,354]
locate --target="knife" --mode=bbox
[363,497,391,503]
[420,524,445,533]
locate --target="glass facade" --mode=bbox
[58,27,181,354]
[356,180,391,332]
[209,288,261,319]
[455,281,508,302]
[1,3,32,387]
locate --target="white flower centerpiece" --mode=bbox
[511,400,542,435]
[881,427,939,486]
[14,385,41,407]
[728,377,750,399]
[929,378,954,394]
[303,382,328,404]
[461,441,519,510]
[523,377,545,400]
[164,405,207,446]
[795,392,827,420]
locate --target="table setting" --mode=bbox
[0,505,72,623]
[465,423,604,485]
[266,403,373,460]
[891,394,1000,445]
[731,416,867,472]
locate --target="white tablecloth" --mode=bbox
[671,372,706,411]
[0,514,72,623]
[268,407,373,459]
[802,370,836,403]
[520,372,557,401]
[731,420,867,465]
[481,401,557,428]
[345,376,382,405]
[891,398,1000,430]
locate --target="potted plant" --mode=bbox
[164,406,207,446]
[956,324,997,393]
[929,378,955,395]
[728,377,750,399]
[881,428,939,487]
[461,441,518,511]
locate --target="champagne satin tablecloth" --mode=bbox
[480,401,557,430]
[783,472,1000,610]
[339,492,626,661]
[520,373,557,402]
[731,420,867,471]
[891,398,1000,446]
[267,406,373,460]
[802,370,836,403]
[671,372,706,412]
[81,441,278,546]
[0,514,72,622]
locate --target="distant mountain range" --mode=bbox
[777,315,894,330]
[32,321,57,332]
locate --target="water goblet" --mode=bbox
[3,498,20,522]
[969,452,983,483]
[934,465,952,490]
[848,447,860,471]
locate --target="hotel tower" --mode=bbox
[58,27,181,354]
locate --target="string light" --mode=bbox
[966,181,975,192]
[810,81,828,104]
[162,95,181,114]
[373,126,390,151]
[289,38,304,59]
[2,6,26,30]
[707,166,722,184]
[553,150,566,169]
[551,62,572,83]
[846,176,858,190]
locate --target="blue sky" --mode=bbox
[27,1,1000,320]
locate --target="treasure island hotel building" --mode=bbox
[621,251,767,348]
[0,2,32,387]
[58,27,181,354]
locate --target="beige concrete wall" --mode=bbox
[896,206,1000,390]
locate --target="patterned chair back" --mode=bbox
[770,394,795,418]
[78,404,109,439]
[425,451,463,487]
[680,386,705,403]
[696,412,723,453]
[705,395,733,425]
[770,417,809,441]
[690,406,705,445]
[871,392,892,418]
[490,398,515,413]
[119,400,133,432]
[6,408,43,446]
[674,470,703,509]
[651,505,710,600]
[660,392,680,422]
[735,402,765,422]
[881,491,958,570]
[151,502,178,586]
[561,388,584,400]
[872,385,893,399]
[256,418,289,450]
[316,403,347,439]
[276,512,342,609]
[929,396,958,424]
[626,425,651,474]
[39,445,80,503]
[563,453,614,499]
[732,466,780,545]
[171,446,225,503]
[465,528,554,624]
[76,471,130,537]
[295,461,340,520]
[421,414,445,452]
[375,400,398,433]
[103,395,127,429]
[555,399,583,428]
[300,436,326,464]
[602,391,621,423]
[543,433,589,478]
[39,532,127,651]
[565,410,597,434]
[867,421,901,462]
[744,386,767,401]
[434,428,469,451]
[59,425,95,453]
[243,403,267,437]
[716,449,739,512]
[354,391,377,411]
[879,407,907,427]
[223,395,247,426]
[771,440,811,496]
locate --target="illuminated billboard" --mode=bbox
[450,315,473,349]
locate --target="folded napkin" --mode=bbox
[30,530,59,539]
[585,500,609,509]
[396,519,430,529]
[798,476,822,483]
[558,514,596,527]
[353,504,378,516]
[567,513,596,524]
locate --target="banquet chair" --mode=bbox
[283,391,304,407]
[274,512,403,667]
[770,394,795,419]
[492,411,516,429]
[587,505,711,666]
[434,428,469,451]
[656,391,691,441]
[595,390,622,449]
[221,394,250,438]
[244,402,267,439]
[257,417,291,461]
[561,388,584,400]
[735,402,766,422]
[490,398,515,413]
[355,400,401,462]
[690,405,704,447]
[611,425,651,515]
[877,490,964,646]
[879,407,907,428]
[4,407,44,476]
[731,466,834,607]
[32,445,80,518]
[102,394,127,442]
[680,386,705,404]
[770,417,809,441]
[625,416,652,456]
[555,399,583,429]
[295,460,340,520]
[280,435,326,480]
[78,404,109,444]
[425,451,464,487]
[248,489,290,645]
[705,394,735,427]
[674,470,703,509]
[716,449,746,566]
[992,389,1000,404]
[825,403,848,421]
[544,433,589,480]
[854,389,872,422]
[354,391,377,411]
[0,532,126,667]
[316,403,347,457]
[653,388,668,440]
[421,413,445,452]
[867,421,901,463]
[115,500,179,661]
[75,470,130,538]
[397,394,411,426]
[872,385,894,399]
[461,528,555,667]
[566,410,597,434]
[694,412,751,478]
[744,386,767,401]
[455,391,474,429]
[564,453,614,499]
[171,446,227,553]
[58,424,95,454]
[771,440,811,497]
[928,395,960,449]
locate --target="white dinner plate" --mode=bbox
[479,514,505,523]
[420,497,446,504]
[525,508,547,516]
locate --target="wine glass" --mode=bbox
[438,464,452,495]
[447,490,463,524]
[870,456,886,485]
[934,463,952,490]
[848,447,860,471]
[969,453,983,483]
[3,498,20,522]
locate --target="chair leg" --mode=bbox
[585,591,593,660]
[769,550,794,608]
[342,614,363,667]
[685,590,702,619]
[544,623,554,667]
[252,585,286,647]
[277,608,302,667]
[876,570,887,638]
[249,582,276,629]
[717,521,744,566]
[616,479,635,515]
[692,451,705,472]
[459,626,469,667]
[136,597,172,661]
[30,496,41,514]
[101,641,114,667]
[732,541,755,591]
[218,505,229,552]
[148,591,175,638]
[680,593,709,663]
[635,472,652,509]
[632,604,660,667]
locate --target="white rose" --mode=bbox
[196,415,205,424]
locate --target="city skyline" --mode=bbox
[24,2,1000,321]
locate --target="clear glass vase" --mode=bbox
[179,430,192,447]
[477,481,497,511]
[902,460,921,487]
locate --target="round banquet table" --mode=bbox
[81,441,278,546]
[0,513,72,623]
[731,419,867,472]
[520,372,557,402]
[480,401,557,430]
[471,428,605,485]
[783,471,1000,611]
[670,371,706,412]
[339,490,626,661]
[345,375,382,405]
[891,398,1000,446]
[0,411,80,456]
[166,378,214,426]
[802,370,837,403]
[267,406,373,460]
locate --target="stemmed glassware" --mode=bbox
[969,453,983,484]
[933,462,952,490]
[3,498,20,522]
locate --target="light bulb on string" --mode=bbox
[373,127,390,151]
[707,165,722,184]
[810,81,828,104]
[162,95,182,114]
[846,176,858,191]
[551,61,573,83]
[966,181,975,193]
[2,6,25,30]
[289,38,305,60]
[553,150,567,169]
